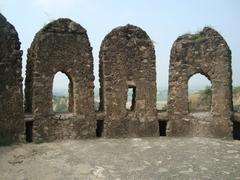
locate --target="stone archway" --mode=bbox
[25,18,95,141]
[167,27,233,137]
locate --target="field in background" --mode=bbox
[52,87,240,112]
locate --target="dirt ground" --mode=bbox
[0,137,240,180]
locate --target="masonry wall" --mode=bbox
[0,13,24,141]
[99,24,158,137]
[1,13,237,141]
[167,27,233,137]
[25,19,95,141]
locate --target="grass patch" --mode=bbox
[180,32,206,41]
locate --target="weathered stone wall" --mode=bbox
[167,27,233,137]
[25,19,95,141]
[99,24,158,137]
[1,13,237,141]
[0,13,24,140]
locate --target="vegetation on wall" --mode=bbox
[179,31,206,42]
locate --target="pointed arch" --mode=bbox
[52,71,74,113]
[188,73,212,113]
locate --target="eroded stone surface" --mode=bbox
[1,12,238,141]
[99,24,158,137]
[0,137,240,179]
[25,18,95,141]
[167,27,233,138]
[0,13,23,140]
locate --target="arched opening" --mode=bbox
[52,71,73,113]
[188,73,212,113]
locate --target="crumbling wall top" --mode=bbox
[174,27,230,50]
[0,13,21,52]
[40,18,86,34]
[101,24,153,51]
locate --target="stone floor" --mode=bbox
[0,137,240,180]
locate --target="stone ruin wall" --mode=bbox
[24,19,95,141]
[167,27,233,138]
[99,25,158,137]
[0,13,239,142]
[0,13,24,141]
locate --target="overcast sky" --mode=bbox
[1,0,240,93]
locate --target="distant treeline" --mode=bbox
[52,86,240,112]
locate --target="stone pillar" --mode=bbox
[25,19,95,141]
[167,27,233,138]
[99,24,158,137]
[0,13,24,141]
